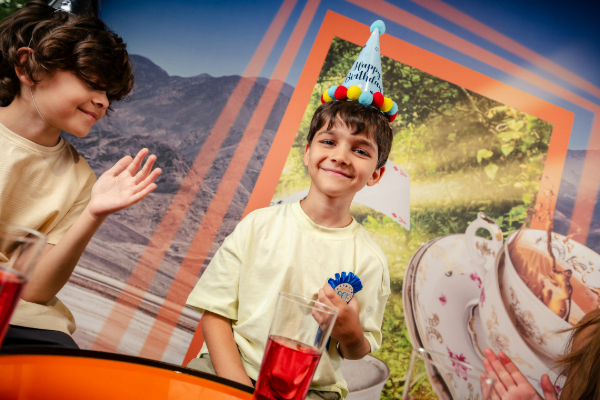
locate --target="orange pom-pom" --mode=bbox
[388,112,397,123]
[372,92,384,108]
[334,86,348,100]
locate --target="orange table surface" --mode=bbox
[0,349,254,400]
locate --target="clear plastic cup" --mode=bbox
[253,292,338,400]
[0,221,46,344]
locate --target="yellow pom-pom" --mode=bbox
[323,91,333,102]
[347,85,362,101]
[380,97,393,113]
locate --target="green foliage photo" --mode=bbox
[0,0,27,22]
[274,36,552,399]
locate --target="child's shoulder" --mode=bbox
[239,202,291,228]
[355,225,390,296]
[58,138,96,180]
[355,224,388,268]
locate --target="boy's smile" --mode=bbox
[303,118,385,201]
[321,167,351,178]
[78,108,100,122]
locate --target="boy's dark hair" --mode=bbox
[0,1,133,107]
[307,101,394,170]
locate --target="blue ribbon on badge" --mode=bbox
[315,272,363,350]
[328,272,363,302]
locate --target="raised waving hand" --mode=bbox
[87,148,162,220]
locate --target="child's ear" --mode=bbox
[303,143,311,167]
[15,47,35,86]
[366,165,385,186]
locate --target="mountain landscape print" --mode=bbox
[58,55,293,363]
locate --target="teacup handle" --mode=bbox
[465,212,503,277]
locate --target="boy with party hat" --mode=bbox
[187,21,395,399]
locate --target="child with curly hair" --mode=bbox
[0,1,161,349]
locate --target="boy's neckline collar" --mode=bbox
[290,201,360,240]
[0,122,65,153]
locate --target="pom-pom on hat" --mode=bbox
[320,20,398,123]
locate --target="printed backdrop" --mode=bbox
[23,0,598,398]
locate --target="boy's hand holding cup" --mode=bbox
[317,284,362,344]
[316,284,370,359]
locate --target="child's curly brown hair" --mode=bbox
[0,1,133,108]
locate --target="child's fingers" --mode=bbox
[347,297,360,312]
[311,306,326,325]
[490,388,502,400]
[317,288,335,309]
[483,357,507,398]
[134,154,157,184]
[323,284,337,298]
[125,148,149,176]
[491,359,516,391]
[497,352,530,387]
[480,373,496,400]
[323,284,346,308]
[540,375,558,400]
[136,168,162,192]
[131,183,157,204]
[484,349,515,397]
[106,155,133,176]
[312,295,335,327]
[483,348,498,362]
[482,357,496,376]
[311,308,321,323]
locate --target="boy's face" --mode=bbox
[303,117,384,201]
[28,69,108,137]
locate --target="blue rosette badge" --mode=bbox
[328,272,363,303]
[316,272,363,350]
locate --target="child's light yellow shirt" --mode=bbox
[0,122,96,334]
[187,201,390,398]
[0,123,96,245]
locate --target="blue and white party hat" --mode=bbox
[321,20,398,123]
[343,22,384,96]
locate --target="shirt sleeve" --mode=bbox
[186,221,245,321]
[363,291,389,353]
[45,169,97,245]
[357,235,391,354]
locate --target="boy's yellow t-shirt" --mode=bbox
[0,122,97,334]
[187,201,391,398]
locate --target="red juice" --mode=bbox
[253,335,321,400]
[0,268,26,344]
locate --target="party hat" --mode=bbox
[321,20,398,123]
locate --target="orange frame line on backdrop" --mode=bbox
[184,10,573,360]
[350,0,598,244]
[244,11,573,223]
